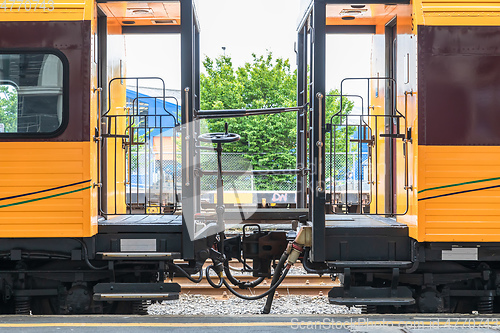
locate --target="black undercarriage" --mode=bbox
[1,213,500,315]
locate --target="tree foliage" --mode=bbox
[200,53,354,190]
[0,85,18,133]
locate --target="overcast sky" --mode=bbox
[124,0,371,97]
[195,0,302,67]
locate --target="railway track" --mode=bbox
[172,264,339,297]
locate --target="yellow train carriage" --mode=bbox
[1,0,500,316]
[0,12,97,237]
[314,0,500,242]
[0,0,174,236]
[0,0,205,315]
[412,1,500,242]
[298,0,500,313]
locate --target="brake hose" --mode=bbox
[172,263,204,283]
[73,238,107,270]
[262,251,289,313]
[222,266,290,300]
[223,262,266,289]
[302,248,330,275]
[206,264,291,301]
[206,265,224,288]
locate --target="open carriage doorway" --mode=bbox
[321,12,409,217]
[325,32,372,214]
[95,2,189,217]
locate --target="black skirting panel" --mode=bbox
[323,215,411,262]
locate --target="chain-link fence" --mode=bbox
[127,149,179,207]
[199,152,254,191]
[327,152,370,193]
[128,151,369,196]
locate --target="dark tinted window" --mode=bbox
[0,53,64,134]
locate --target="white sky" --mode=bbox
[195,0,302,68]
[125,1,372,100]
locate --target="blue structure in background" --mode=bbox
[126,88,179,130]
[349,126,370,182]
[126,89,181,189]
[328,126,370,191]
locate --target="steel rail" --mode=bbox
[176,274,339,297]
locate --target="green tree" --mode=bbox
[324,94,356,184]
[325,93,355,153]
[200,56,245,110]
[0,85,18,132]
[200,53,354,190]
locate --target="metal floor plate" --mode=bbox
[98,214,183,233]
[325,214,406,228]
[100,214,182,225]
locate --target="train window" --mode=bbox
[0,83,17,133]
[0,52,67,135]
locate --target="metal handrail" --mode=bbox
[100,73,180,217]
[198,169,306,176]
[316,93,324,193]
[130,95,180,126]
[325,94,367,209]
[196,105,306,119]
[104,77,170,117]
[184,87,190,187]
[328,77,409,216]
[329,112,409,216]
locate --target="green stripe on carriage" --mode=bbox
[418,176,500,194]
[0,186,92,209]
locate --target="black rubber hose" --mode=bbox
[262,251,289,314]
[205,265,224,288]
[221,266,290,301]
[302,248,330,275]
[171,263,204,283]
[73,238,108,270]
[223,262,266,289]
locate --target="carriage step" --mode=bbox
[327,261,413,268]
[97,252,182,260]
[328,286,415,306]
[93,283,180,301]
[329,297,415,306]
[194,213,217,221]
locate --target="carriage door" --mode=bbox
[385,18,397,216]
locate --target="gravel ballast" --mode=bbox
[148,295,361,316]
